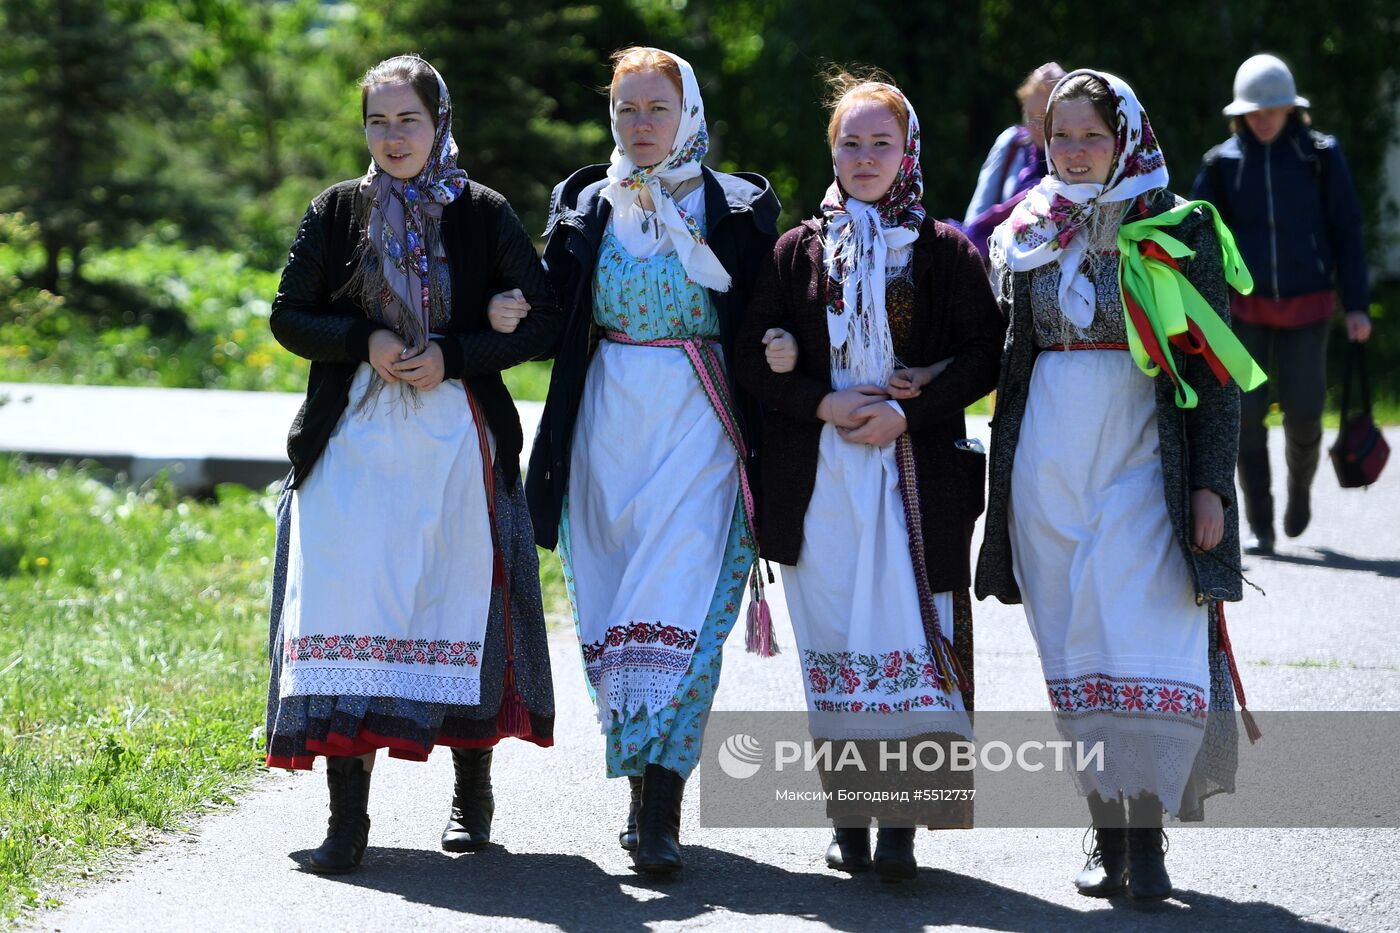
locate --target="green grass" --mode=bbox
[0,456,569,922]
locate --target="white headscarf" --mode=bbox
[603,48,731,292]
[991,69,1168,327]
[820,84,925,389]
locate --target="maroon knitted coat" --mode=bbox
[734,217,1004,591]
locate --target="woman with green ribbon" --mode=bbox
[976,70,1263,902]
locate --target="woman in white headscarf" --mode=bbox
[737,70,1003,882]
[978,69,1262,900]
[264,54,561,874]
[509,46,780,876]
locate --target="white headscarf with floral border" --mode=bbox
[603,48,731,292]
[991,69,1168,327]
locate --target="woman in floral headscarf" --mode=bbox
[511,46,779,876]
[263,54,561,873]
[977,69,1263,900]
[736,70,1003,881]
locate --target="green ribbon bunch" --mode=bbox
[1117,200,1268,408]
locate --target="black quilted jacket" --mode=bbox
[269,179,561,488]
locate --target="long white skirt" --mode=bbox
[783,423,969,741]
[565,340,739,722]
[279,363,495,706]
[1011,349,1208,813]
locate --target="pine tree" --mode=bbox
[0,0,178,292]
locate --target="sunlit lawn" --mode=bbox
[0,457,568,921]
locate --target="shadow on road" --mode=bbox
[290,844,1343,932]
[1252,547,1400,579]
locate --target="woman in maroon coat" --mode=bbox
[736,71,1003,881]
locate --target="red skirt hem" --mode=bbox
[265,729,553,772]
[264,687,553,772]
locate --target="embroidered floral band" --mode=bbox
[582,620,701,690]
[803,646,959,715]
[1046,673,1208,721]
[285,635,481,667]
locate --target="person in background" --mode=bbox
[957,62,1067,260]
[1191,53,1373,555]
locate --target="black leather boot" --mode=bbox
[1127,794,1172,900]
[1283,418,1322,538]
[872,826,917,882]
[824,824,872,873]
[441,747,494,852]
[308,755,372,874]
[1074,794,1127,897]
[633,764,684,875]
[1237,448,1275,554]
[619,775,642,851]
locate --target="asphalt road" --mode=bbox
[31,427,1400,932]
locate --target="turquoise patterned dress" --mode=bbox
[559,223,754,780]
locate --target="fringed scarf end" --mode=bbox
[932,632,969,696]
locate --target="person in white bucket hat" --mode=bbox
[1223,53,1310,116]
[1192,52,1372,556]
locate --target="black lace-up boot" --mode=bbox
[441,747,494,852]
[1074,794,1128,897]
[619,775,643,851]
[633,764,684,875]
[872,826,917,882]
[308,756,372,874]
[1127,793,1172,900]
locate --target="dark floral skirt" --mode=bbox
[264,465,555,770]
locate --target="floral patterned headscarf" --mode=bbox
[347,59,469,360]
[820,84,925,389]
[991,69,1167,327]
[603,49,730,292]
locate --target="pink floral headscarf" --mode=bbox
[819,84,925,389]
[991,69,1167,327]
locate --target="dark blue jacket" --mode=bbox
[524,163,780,549]
[1191,120,1369,313]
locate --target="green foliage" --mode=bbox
[636,0,1399,241]
[0,213,302,391]
[0,213,550,400]
[378,0,645,238]
[0,0,185,290]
